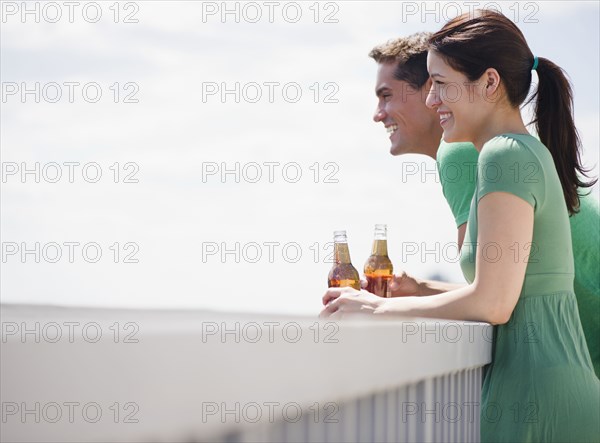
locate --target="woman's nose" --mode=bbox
[425,85,441,109]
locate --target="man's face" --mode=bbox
[373,62,440,156]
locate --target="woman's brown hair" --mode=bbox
[429,10,596,214]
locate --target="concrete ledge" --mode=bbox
[1,304,492,442]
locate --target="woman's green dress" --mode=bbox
[459,133,600,442]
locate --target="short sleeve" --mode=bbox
[477,136,545,209]
[436,141,479,227]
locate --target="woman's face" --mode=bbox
[425,50,493,146]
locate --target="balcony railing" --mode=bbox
[1,304,492,442]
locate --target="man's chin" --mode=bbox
[389,143,405,156]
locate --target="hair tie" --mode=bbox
[532,56,539,71]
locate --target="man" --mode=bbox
[367,32,599,378]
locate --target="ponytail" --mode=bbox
[527,58,597,214]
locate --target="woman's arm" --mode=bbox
[321,192,534,325]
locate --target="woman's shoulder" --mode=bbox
[482,133,542,155]
[476,133,549,207]
[480,133,553,169]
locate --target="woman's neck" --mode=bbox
[472,108,529,152]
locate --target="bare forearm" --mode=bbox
[416,279,466,296]
[379,284,498,324]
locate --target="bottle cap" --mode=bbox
[333,230,348,243]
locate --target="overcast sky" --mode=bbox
[1,1,598,314]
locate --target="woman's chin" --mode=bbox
[442,132,457,143]
[442,129,471,144]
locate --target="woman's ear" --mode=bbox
[483,68,501,100]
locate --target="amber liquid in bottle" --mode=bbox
[328,231,361,290]
[364,224,394,297]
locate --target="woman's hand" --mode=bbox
[319,287,386,318]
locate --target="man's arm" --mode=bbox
[415,278,465,296]
[457,223,467,249]
[388,222,466,296]
[387,271,465,297]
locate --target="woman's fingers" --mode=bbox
[320,288,357,317]
[322,286,358,306]
[322,288,340,306]
[320,289,382,318]
[319,298,341,318]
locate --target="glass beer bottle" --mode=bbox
[364,224,394,297]
[328,230,361,290]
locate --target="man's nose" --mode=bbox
[373,106,385,122]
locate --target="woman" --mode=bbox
[320,10,599,442]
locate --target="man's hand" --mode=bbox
[358,271,421,297]
[388,271,421,297]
